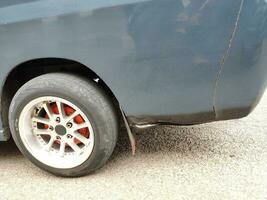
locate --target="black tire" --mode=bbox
[9,73,118,177]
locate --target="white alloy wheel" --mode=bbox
[19,96,95,169]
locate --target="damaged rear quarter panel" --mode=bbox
[0,0,244,130]
[214,0,267,120]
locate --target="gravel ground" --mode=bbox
[1,93,267,200]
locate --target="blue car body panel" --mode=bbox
[0,0,266,140]
[215,0,267,119]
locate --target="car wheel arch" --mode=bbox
[1,57,123,140]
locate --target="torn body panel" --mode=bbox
[120,107,136,155]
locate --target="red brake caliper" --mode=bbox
[45,104,89,144]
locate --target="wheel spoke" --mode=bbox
[65,111,78,122]
[32,116,53,127]
[73,123,89,131]
[72,132,90,145]
[45,136,55,151]
[43,103,54,120]
[59,141,66,157]
[56,101,65,118]
[67,141,82,154]
[33,128,53,136]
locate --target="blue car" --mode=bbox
[0,0,266,176]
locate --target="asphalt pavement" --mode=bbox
[0,93,267,200]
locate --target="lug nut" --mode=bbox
[49,126,54,131]
[67,134,73,139]
[56,136,61,140]
[56,117,61,123]
[66,122,73,128]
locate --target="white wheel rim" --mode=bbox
[19,96,95,169]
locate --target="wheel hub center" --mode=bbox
[55,125,67,136]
